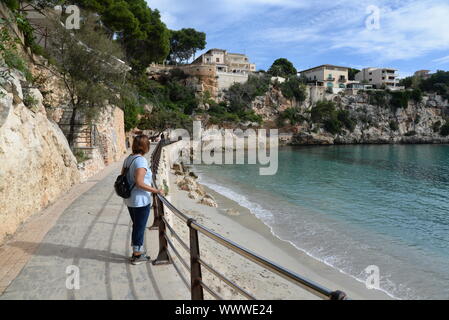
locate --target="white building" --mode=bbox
[299,65,349,89]
[355,67,399,89]
[191,48,256,92]
[192,48,256,74]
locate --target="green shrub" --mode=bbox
[311,100,336,123]
[440,121,449,136]
[23,93,38,108]
[15,14,35,48]
[404,131,417,136]
[337,110,356,132]
[225,74,271,113]
[310,100,345,134]
[389,91,409,111]
[368,90,387,107]
[74,150,89,163]
[238,110,263,124]
[389,120,399,131]
[433,121,442,133]
[4,0,19,11]
[324,117,342,135]
[414,115,421,124]
[123,99,144,132]
[3,49,33,81]
[280,77,307,103]
[410,89,423,103]
[277,107,305,126]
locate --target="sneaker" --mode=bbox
[130,254,151,265]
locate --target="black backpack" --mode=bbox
[114,156,141,199]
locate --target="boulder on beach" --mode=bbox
[188,191,200,200]
[189,171,198,179]
[199,196,218,208]
[226,208,240,216]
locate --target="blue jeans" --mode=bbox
[127,204,151,253]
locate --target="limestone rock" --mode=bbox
[188,191,200,200]
[226,208,240,216]
[199,196,218,208]
[292,132,334,145]
[0,93,80,244]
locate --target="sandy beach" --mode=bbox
[163,166,393,300]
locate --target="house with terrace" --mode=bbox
[299,65,349,92]
[355,67,400,89]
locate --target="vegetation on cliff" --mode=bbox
[401,70,449,100]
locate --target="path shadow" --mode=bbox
[9,241,127,264]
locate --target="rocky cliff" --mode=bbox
[0,7,127,244]
[250,85,449,145]
[0,70,80,244]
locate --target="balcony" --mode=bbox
[338,77,347,82]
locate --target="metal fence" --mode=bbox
[150,141,348,300]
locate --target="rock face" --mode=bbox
[0,71,80,244]
[96,105,127,165]
[248,85,449,145]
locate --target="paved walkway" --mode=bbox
[0,148,189,300]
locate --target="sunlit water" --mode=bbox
[195,145,449,299]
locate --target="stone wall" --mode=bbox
[77,147,106,182]
[0,71,80,244]
[96,106,127,165]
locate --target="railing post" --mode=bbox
[188,218,204,300]
[152,196,171,265]
[149,193,160,230]
[330,290,347,300]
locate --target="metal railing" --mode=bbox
[149,141,348,300]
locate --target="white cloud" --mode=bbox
[331,1,449,61]
[147,0,449,68]
[433,55,449,65]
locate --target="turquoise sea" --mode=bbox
[195,145,449,299]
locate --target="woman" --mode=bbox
[122,135,163,265]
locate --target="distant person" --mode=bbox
[121,135,164,265]
[160,133,165,145]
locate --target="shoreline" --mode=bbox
[199,179,398,300]
[166,164,394,300]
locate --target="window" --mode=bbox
[216,58,220,62]
[327,82,333,87]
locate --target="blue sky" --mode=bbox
[148,0,449,78]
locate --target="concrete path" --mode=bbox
[0,147,189,300]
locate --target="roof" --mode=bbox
[227,52,247,56]
[299,64,350,73]
[362,67,397,71]
[205,48,227,53]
